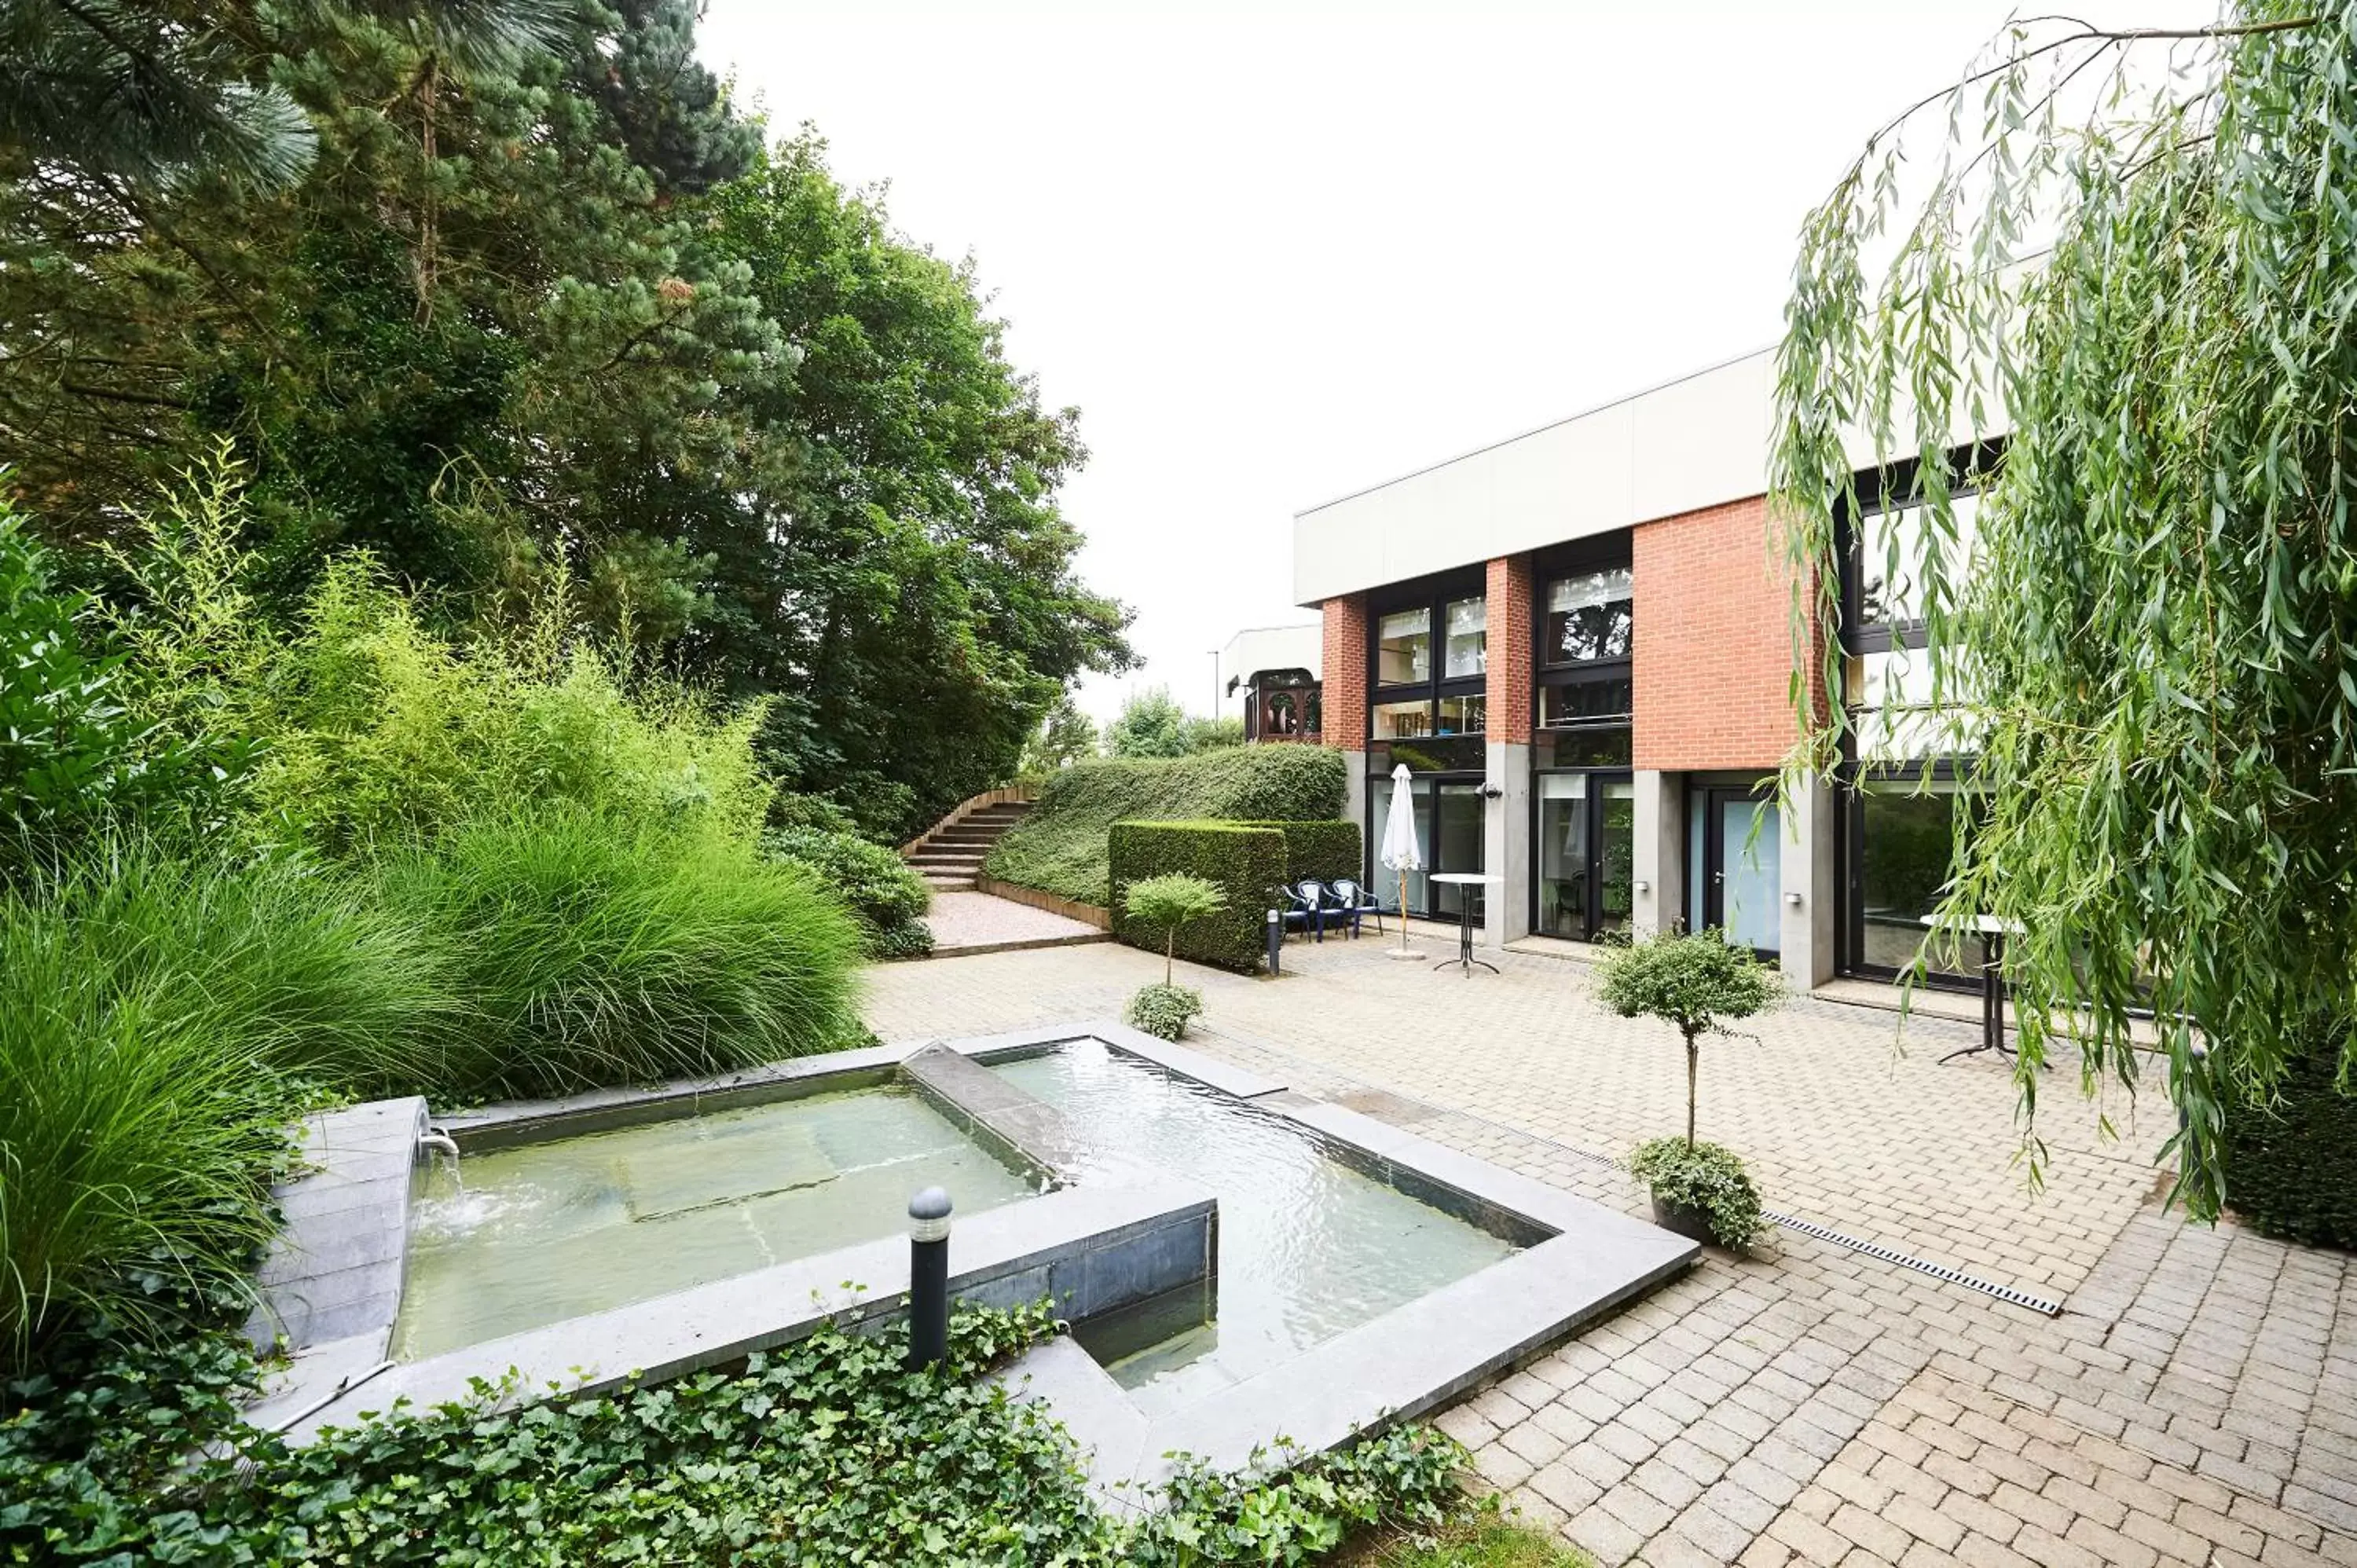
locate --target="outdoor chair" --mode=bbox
[1328,877,1384,937]
[1274,883,1321,942]
[1290,879,1331,942]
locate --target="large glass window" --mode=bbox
[1442,597,1487,677]
[1376,609,1431,685]
[1371,698,1433,740]
[1537,775,1635,941]
[1856,780,1981,975]
[1435,694,1485,735]
[1431,782,1485,918]
[1542,676,1633,729]
[1860,494,1981,628]
[1545,568,1633,664]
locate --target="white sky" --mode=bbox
[698,0,2204,727]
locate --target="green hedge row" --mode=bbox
[1238,818,1361,887]
[2222,1048,2357,1249]
[987,746,1347,904]
[1109,821,1288,973]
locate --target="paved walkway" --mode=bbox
[860,938,2357,1567]
[920,891,1105,956]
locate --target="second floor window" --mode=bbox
[1545,568,1633,664]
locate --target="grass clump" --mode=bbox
[0,846,442,1365]
[374,811,866,1101]
[1340,1504,1590,1566]
[986,746,1346,904]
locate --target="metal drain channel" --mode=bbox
[1214,1028,2068,1317]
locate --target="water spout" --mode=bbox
[417,1130,463,1193]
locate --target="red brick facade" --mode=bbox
[1320,593,1369,750]
[1632,495,1818,771]
[1485,554,1534,745]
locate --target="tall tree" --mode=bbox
[1772,2,2357,1216]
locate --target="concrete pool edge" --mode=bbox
[285,1174,1216,1444]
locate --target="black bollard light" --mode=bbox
[1266,908,1282,976]
[907,1186,951,1370]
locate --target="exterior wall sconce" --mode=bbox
[1633,880,1651,895]
[1784,892,1803,906]
[1480,785,1505,799]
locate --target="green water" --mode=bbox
[992,1041,1517,1418]
[394,1087,1035,1360]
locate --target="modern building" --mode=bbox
[1216,623,1322,743]
[1292,347,1984,991]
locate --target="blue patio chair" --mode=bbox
[1274,882,1319,941]
[1291,878,1331,942]
[1328,876,1384,937]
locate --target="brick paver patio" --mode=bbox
[861,936,2357,1566]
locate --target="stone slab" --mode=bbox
[992,1335,1153,1510]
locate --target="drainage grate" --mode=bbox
[1202,1027,2069,1318]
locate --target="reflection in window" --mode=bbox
[1435,694,1485,735]
[1537,726,1633,768]
[1443,596,1487,677]
[1371,698,1431,740]
[1857,782,1983,976]
[1845,647,1971,760]
[1545,569,1633,663]
[1860,494,1980,627]
[1541,676,1633,729]
[1376,609,1431,684]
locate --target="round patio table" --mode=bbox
[1429,873,1501,976]
[1921,914,2026,1063]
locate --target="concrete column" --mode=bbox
[1778,774,1838,990]
[1343,761,1369,881]
[1632,769,1684,938]
[1482,742,1530,949]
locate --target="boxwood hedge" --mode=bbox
[1109,821,1288,973]
[2221,1048,2357,1249]
[987,746,1347,905]
[1240,819,1362,887]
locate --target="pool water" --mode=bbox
[393,1087,1035,1360]
[992,1040,1516,1416]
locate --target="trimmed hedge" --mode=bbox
[1109,821,1286,973]
[987,746,1347,904]
[1239,818,1362,886]
[2222,1048,2357,1249]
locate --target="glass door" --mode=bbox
[1702,788,1782,956]
[1431,781,1485,919]
[1536,772,1634,940]
[1367,771,1485,921]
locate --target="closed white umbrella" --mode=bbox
[1379,762,1424,958]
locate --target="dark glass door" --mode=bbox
[1535,772,1633,940]
[1367,771,1486,921]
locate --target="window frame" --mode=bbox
[1531,538,1635,733]
[1365,568,1488,747]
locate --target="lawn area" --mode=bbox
[1342,1508,1589,1567]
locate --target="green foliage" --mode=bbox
[1021,691,1102,776]
[1110,823,1285,975]
[1772,3,2357,1217]
[1105,687,1197,759]
[1124,868,1226,986]
[1185,715,1248,752]
[1125,982,1205,1042]
[1351,1502,1590,1567]
[0,500,240,877]
[1127,1426,1469,1565]
[987,746,1348,905]
[2,1299,1477,1566]
[371,810,865,1101]
[2220,1048,2357,1249]
[761,824,933,959]
[1628,1138,1766,1250]
[1240,818,1363,887]
[765,789,862,837]
[0,845,438,1365]
[1596,930,1780,1146]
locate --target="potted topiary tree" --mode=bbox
[1121,872,1227,1040]
[1596,928,1782,1247]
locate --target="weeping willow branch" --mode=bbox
[1772,0,2357,1222]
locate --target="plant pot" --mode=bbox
[1649,1192,1719,1247]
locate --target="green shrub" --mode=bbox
[1239,818,1362,886]
[767,790,861,837]
[761,825,933,958]
[1125,981,1204,1041]
[1627,1137,1766,1249]
[1123,872,1229,985]
[987,746,1347,904]
[373,811,865,1101]
[1109,822,1285,974]
[0,847,447,1365]
[2221,1046,2357,1248]
[1596,929,1782,1146]
[0,1298,1477,1566]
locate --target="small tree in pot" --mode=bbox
[1121,873,1226,1039]
[1596,929,1781,1247]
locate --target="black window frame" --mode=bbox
[1531,537,1634,734]
[1365,566,1489,746]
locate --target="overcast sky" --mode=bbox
[698,0,2202,727]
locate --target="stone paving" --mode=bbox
[860,937,2357,1567]
[920,890,1106,954]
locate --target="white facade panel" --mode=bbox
[1292,349,1776,606]
[1217,624,1322,690]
